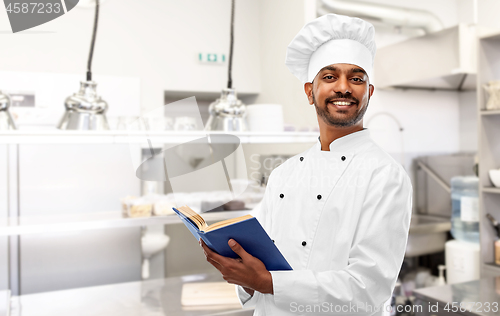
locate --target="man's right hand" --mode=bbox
[199,239,273,294]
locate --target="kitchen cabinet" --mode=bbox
[0,130,317,306]
[476,30,500,278]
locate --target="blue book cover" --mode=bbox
[172,207,292,271]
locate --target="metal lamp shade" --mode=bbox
[0,91,17,130]
[205,88,247,132]
[58,81,109,130]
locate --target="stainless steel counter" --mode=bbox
[9,274,253,316]
[413,277,500,316]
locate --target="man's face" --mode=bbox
[305,63,374,128]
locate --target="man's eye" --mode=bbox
[352,78,364,82]
[324,75,335,80]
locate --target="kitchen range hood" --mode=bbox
[374,24,478,91]
[318,0,479,91]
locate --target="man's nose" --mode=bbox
[333,76,351,95]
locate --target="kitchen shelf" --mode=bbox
[0,210,251,236]
[0,130,319,145]
[164,89,259,101]
[481,110,500,116]
[482,187,500,194]
[478,31,500,278]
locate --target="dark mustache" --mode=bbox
[325,93,358,104]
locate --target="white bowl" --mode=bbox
[489,169,500,187]
[141,234,170,258]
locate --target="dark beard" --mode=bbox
[313,91,369,127]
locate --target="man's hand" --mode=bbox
[200,239,273,294]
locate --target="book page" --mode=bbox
[204,215,253,232]
[178,206,208,231]
[178,206,253,232]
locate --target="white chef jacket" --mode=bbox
[236,129,412,315]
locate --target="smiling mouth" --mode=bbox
[329,101,355,106]
[327,100,357,109]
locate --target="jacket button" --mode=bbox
[272,240,275,243]
[317,195,322,200]
[302,241,307,246]
[341,156,346,161]
[279,193,284,199]
[300,157,304,161]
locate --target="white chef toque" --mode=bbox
[285,14,376,84]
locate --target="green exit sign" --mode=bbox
[198,53,226,64]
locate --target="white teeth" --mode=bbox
[331,102,352,106]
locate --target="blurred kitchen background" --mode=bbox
[1,0,500,315]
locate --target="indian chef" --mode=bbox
[200,13,412,315]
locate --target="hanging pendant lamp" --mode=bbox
[0,91,17,130]
[205,0,247,132]
[58,0,109,130]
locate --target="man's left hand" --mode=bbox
[200,239,273,294]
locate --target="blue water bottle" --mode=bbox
[450,176,480,243]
